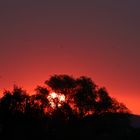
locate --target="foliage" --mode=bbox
[0,75,132,140]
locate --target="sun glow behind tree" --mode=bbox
[47,92,66,108]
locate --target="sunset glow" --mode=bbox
[48,92,66,108]
[0,1,140,115]
[58,94,65,102]
[50,92,58,99]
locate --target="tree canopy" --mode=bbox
[0,75,132,140]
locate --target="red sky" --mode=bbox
[0,0,140,114]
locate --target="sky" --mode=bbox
[0,0,140,114]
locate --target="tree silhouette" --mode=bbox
[45,74,76,104]
[45,75,129,117]
[0,74,134,140]
[0,85,28,118]
[73,76,97,117]
[96,87,113,114]
[35,86,50,112]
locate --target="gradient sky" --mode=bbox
[0,0,140,114]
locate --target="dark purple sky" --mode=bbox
[0,0,140,114]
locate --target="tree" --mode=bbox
[0,74,131,140]
[45,75,129,117]
[0,86,28,115]
[73,76,97,117]
[45,74,76,95]
[11,85,28,113]
[35,86,50,111]
[111,98,130,113]
[96,87,113,114]
[24,86,50,120]
[45,74,77,109]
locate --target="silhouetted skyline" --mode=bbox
[0,75,133,140]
